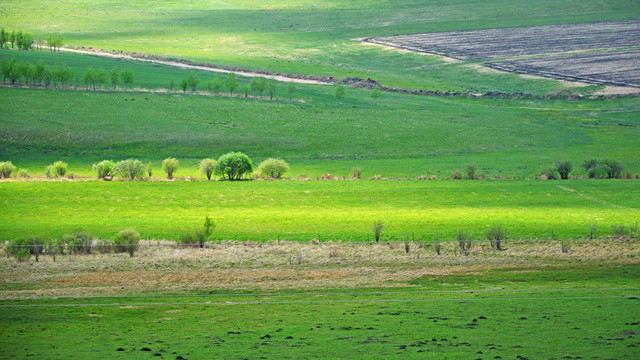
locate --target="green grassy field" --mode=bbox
[1,179,638,241]
[1,85,639,179]
[2,265,639,359]
[4,0,640,93]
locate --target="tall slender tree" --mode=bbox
[109,68,119,89]
[121,69,134,89]
[226,73,238,96]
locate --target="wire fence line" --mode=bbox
[1,237,636,248]
[1,295,636,308]
[2,287,638,301]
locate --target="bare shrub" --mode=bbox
[371,220,383,242]
[486,225,506,250]
[561,240,570,253]
[456,230,472,255]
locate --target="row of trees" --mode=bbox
[542,159,627,180]
[0,28,64,51]
[171,72,296,100]
[91,153,289,181]
[0,58,134,89]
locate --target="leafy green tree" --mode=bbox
[212,75,223,94]
[0,58,10,83]
[257,158,289,179]
[35,60,45,85]
[93,160,116,179]
[200,158,217,180]
[256,78,267,98]
[267,80,277,100]
[114,229,140,257]
[162,158,179,179]
[62,66,74,88]
[226,73,238,96]
[554,161,572,180]
[95,68,106,89]
[0,28,6,49]
[206,77,213,92]
[43,68,52,88]
[187,72,199,92]
[464,163,477,180]
[287,82,296,100]
[180,77,188,92]
[82,67,95,90]
[21,32,33,50]
[370,87,381,104]
[202,215,215,247]
[168,78,175,92]
[242,84,249,97]
[249,77,259,96]
[15,30,23,50]
[114,159,145,180]
[121,69,134,89]
[109,68,119,89]
[215,152,254,180]
[334,85,345,105]
[9,61,21,85]
[9,30,15,48]
[20,62,32,84]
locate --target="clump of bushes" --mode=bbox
[540,167,560,180]
[114,159,145,180]
[0,161,16,178]
[114,229,140,257]
[93,160,115,180]
[554,161,572,179]
[464,163,477,180]
[45,161,67,178]
[450,170,462,180]
[351,167,362,180]
[162,158,179,179]
[257,158,289,179]
[215,152,253,180]
[583,159,624,179]
[199,158,217,180]
[63,229,93,254]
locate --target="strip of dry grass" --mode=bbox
[1,240,638,298]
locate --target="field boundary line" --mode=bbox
[556,185,639,212]
[3,287,638,301]
[0,295,635,308]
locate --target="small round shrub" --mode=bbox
[162,158,179,179]
[450,170,462,180]
[114,229,141,257]
[541,167,560,180]
[200,158,217,180]
[554,160,572,180]
[0,161,16,179]
[215,152,253,180]
[114,159,145,180]
[51,161,68,177]
[16,168,29,178]
[257,158,289,179]
[93,160,116,180]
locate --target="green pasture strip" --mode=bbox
[1,87,639,178]
[1,180,638,241]
[4,0,640,93]
[1,266,638,359]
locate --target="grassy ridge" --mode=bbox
[4,0,640,92]
[1,266,638,359]
[1,86,639,178]
[1,180,638,241]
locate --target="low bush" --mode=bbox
[94,240,114,254]
[93,160,115,180]
[351,167,362,180]
[583,159,624,179]
[456,230,472,255]
[114,159,145,180]
[51,161,67,177]
[541,167,560,180]
[63,229,92,254]
[611,224,630,239]
[114,229,140,257]
[0,161,16,178]
[44,239,64,262]
[486,225,506,250]
[257,158,289,179]
[464,163,477,180]
[215,152,253,180]
[199,158,217,180]
[162,158,179,179]
[450,170,462,180]
[16,168,29,178]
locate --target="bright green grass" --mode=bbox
[1,266,639,359]
[1,86,639,178]
[3,0,640,93]
[1,180,638,241]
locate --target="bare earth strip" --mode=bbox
[486,50,640,88]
